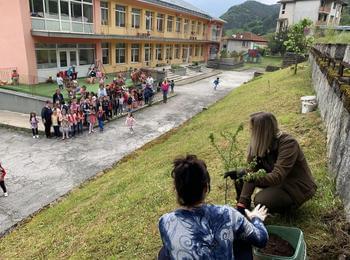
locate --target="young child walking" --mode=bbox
[125,112,136,134]
[29,112,39,138]
[0,162,8,197]
[97,106,105,132]
[213,77,220,90]
[89,107,97,134]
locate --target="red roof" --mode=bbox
[223,32,268,43]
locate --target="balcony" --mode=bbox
[31,16,94,34]
[319,6,331,14]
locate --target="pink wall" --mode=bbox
[0,0,37,84]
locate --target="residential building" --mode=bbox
[0,0,224,84]
[222,32,268,53]
[276,0,347,32]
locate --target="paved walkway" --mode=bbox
[0,70,254,235]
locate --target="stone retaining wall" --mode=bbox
[309,44,350,220]
[0,89,47,115]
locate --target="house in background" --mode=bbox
[222,32,268,53]
[276,0,347,32]
[0,0,224,84]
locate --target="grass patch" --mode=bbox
[0,65,346,259]
[242,56,283,70]
[315,30,350,44]
[0,76,133,99]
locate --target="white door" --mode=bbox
[58,50,78,68]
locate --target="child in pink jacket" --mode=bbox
[125,112,136,134]
[0,162,8,197]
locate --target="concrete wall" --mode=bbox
[294,1,320,23]
[0,89,47,115]
[225,40,253,53]
[309,48,350,220]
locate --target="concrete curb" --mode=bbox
[0,94,177,135]
[176,71,222,86]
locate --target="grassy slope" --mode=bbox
[0,66,343,259]
[242,56,283,70]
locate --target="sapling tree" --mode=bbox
[283,19,314,75]
[209,124,245,203]
[209,124,268,203]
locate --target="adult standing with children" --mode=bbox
[41,101,53,138]
[224,112,317,214]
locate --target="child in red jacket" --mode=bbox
[0,162,8,197]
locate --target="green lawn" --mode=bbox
[242,56,283,70]
[0,76,134,99]
[0,65,346,259]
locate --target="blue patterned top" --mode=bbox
[159,204,268,260]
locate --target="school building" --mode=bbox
[0,0,225,84]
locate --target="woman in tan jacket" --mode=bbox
[225,112,317,213]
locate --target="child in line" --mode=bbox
[97,106,105,132]
[60,109,70,140]
[29,112,39,138]
[76,108,84,134]
[0,162,8,197]
[125,112,136,134]
[51,110,60,138]
[213,77,220,90]
[89,107,97,134]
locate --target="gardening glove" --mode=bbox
[224,169,246,180]
[245,204,268,222]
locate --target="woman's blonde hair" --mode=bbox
[249,112,279,158]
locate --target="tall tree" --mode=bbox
[284,19,314,74]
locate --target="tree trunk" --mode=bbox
[294,56,298,75]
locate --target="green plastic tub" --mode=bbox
[253,225,307,260]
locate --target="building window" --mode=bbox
[116,43,126,64]
[175,17,181,33]
[197,22,201,35]
[101,1,109,25]
[175,44,180,59]
[184,19,189,33]
[36,49,57,69]
[166,16,174,32]
[201,45,204,56]
[182,45,188,59]
[78,44,95,65]
[195,45,199,56]
[156,44,162,61]
[102,42,109,64]
[29,0,44,14]
[131,8,141,29]
[115,5,126,27]
[242,41,249,47]
[189,45,193,56]
[191,20,196,34]
[166,45,172,60]
[203,24,206,36]
[281,3,286,14]
[323,14,328,22]
[131,44,140,63]
[144,43,152,62]
[146,11,153,31]
[157,13,164,32]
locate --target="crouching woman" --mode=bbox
[158,154,268,260]
[225,112,317,213]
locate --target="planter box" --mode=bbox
[188,65,202,72]
[253,225,306,260]
[170,67,186,76]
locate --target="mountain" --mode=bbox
[220,0,280,36]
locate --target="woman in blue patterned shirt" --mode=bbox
[158,155,269,260]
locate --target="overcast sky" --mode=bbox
[185,0,279,17]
